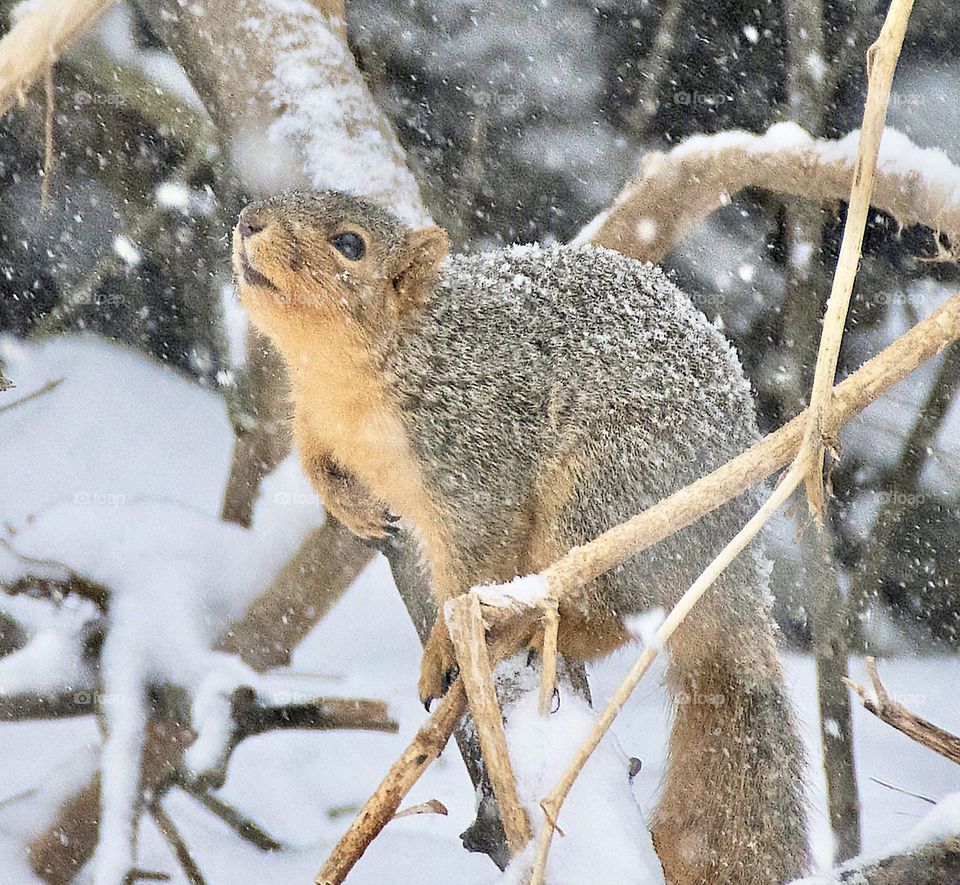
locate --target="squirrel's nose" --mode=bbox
[238,207,266,239]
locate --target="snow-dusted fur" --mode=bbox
[235,192,809,883]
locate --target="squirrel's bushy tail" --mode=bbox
[651,620,809,885]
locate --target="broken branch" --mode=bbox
[844,657,960,766]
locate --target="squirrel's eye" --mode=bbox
[330,231,366,261]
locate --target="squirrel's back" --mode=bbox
[388,244,762,582]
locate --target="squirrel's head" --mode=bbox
[232,191,449,347]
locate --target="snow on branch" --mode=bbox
[254,0,427,225]
[794,793,960,885]
[0,0,115,116]
[576,122,960,264]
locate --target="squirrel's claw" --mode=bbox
[351,511,402,549]
[419,617,457,709]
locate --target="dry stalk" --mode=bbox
[314,288,960,883]
[313,682,468,885]
[800,0,915,520]
[40,66,55,208]
[447,594,531,855]
[537,597,559,716]
[0,0,115,116]
[844,657,960,766]
[528,460,806,883]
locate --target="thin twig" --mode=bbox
[844,657,960,766]
[0,691,97,721]
[148,799,207,885]
[869,777,936,805]
[529,460,806,883]
[447,594,531,856]
[801,0,915,521]
[0,377,64,415]
[176,780,282,852]
[393,799,448,819]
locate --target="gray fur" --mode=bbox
[384,240,810,882]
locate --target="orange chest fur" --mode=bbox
[289,351,434,523]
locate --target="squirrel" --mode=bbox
[232,190,809,884]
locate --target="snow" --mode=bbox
[624,608,665,651]
[657,121,960,219]
[470,574,550,610]
[112,235,141,268]
[497,692,664,884]
[219,284,249,370]
[794,793,960,883]
[1,336,959,883]
[97,5,205,109]
[0,593,94,694]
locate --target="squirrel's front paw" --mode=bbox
[418,618,459,711]
[338,508,400,545]
[341,510,400,547]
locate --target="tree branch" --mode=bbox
[844,657,960,766]
[0,0,115,116]
[575,119,959,266]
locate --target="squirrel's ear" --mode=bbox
[391,225,449,312]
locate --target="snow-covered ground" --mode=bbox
[0,334,958,883]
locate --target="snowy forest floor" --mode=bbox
[0,334,958,884]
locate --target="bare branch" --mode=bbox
[176,781,282,852]
[844,657,960,766]
[447,595,531,856]
[0,0,115,116]
[0,691,95,721]
[801,0,915,521]
[0,377,63,415]
[148,799,206,885]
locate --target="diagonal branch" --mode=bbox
[844,657,960,766]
